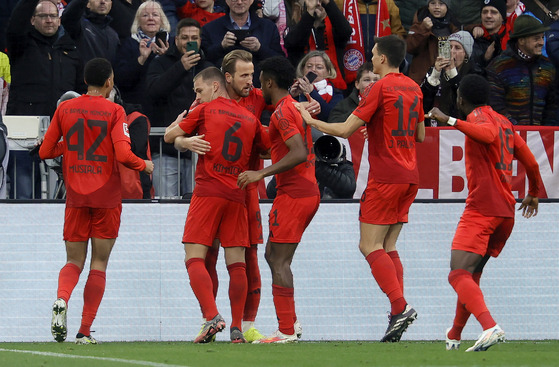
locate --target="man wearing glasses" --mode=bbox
[6,0,83,199]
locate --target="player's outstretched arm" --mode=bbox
[518,195,538,218]
[295,102,364,138]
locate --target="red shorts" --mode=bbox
[452,209,514,257]
[359,180,418,225]
[183,194,249,248]
[246,186,263,245]
[268,194,320,244]
[63,205,122,242]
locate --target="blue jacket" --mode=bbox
[201,11,283,86]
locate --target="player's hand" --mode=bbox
[166,110,187,134]
[304,93,321,116]
[360,126,368,140]
[143,160,154,174]
[518,195,538,218]
[175,135,211,155]
[294,102,315,126]
[237,170,264,189]
[425,107,449,125]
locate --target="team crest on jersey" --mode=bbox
[343,49,364,72]
[123,122,130,138]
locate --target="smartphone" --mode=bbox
[186,41,199,54]
[155,31,168,45]
[305,71,318,83]
[232,29,251,43]
[438,40,451,59]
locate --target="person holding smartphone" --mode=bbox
[115,1,171,118]
[289,50,344,124]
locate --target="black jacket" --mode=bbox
[62,0,120,65]
[7,0,83,117]
[146,43,213,156]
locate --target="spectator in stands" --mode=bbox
[108,0,142,40]
[61,0,120,65]
[334,0,406,65]
[146,18,212,198]
[289,51,344,123]
[7,0,83,199]
[394,0,428,31]
[486,15,557,125]
[115,0,171,118]
[201,0,285,86]
[506,0,525,27]
[0,0,18,52]
[177,0,226,26]
[468,0,510,72]
[422,30,478,126]
[407,0,461,85]
[283,0,352,91]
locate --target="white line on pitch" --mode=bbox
[0,348,189,367]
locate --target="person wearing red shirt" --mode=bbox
[296,35,425,343]
[427,74,541,352]
[40,58,154,345]
[237,56,320,343]
[164,67,268,344]
[177,0,226,27]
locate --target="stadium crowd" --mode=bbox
[0,0,549,350]
[1,0,557,199]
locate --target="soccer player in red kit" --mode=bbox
[164,67,268,343]
[41,58,154,344]
[427,74,541,352]
[237,56,320,344]
[296,35,425,342]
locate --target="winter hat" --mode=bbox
[427,0,449,5]
[510,15,550,39]
[448,31,474,57]
[481,0,507,22]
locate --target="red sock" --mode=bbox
[57,263,82,304]
[243,245,261,322]
[448,269,496,331]
[272,284,295,335]
[366,249,406,315]
[448,271,482,340]
[205,246,219,299]
[387,251,404,294]
[186,258,218,320]
[227,262,247,330]
[78,270,105,336]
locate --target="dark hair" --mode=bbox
[194,66,226,88]
[374,35,406,68]
[84,58,113,87]
[259,56,296,91]
[356,62,374,82]
[458,74,489,106]
[177,18,201,33]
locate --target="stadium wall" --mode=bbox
[0,202,557,342]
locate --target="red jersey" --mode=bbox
[353,73,424,184]
[269,95,319,198]
[40,95,136,208]
[179,97,267,203]
[176,2,225,26]
[458,106,540,217]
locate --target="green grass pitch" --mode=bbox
[1,340,558,367]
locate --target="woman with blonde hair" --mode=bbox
[289,50,344,122]
[115,1,171,116]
